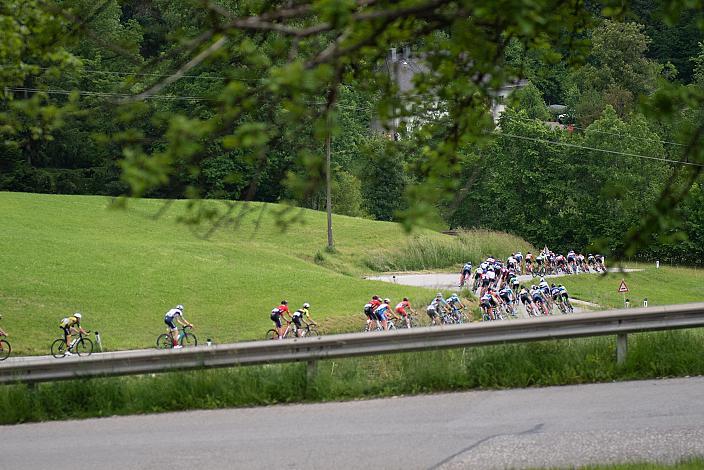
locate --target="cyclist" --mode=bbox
[0,315,8,355]
[473,267,484,291]
[498,285,516,317]
[535,253,544,275]
[529,285,549,316]
[510,274,520,293]
[514,251,523,273]
[60,312,89,356]
[447,293,466,322]
[292,302,317,337]
[374,298,392,331]
[363,296,380,331]
[558,285,574,312]
[525,251,534,274]
[459,261,473,287]
[164,304,193,348]
[479,289,500,320]
[427,294,448,326]
[270,300,291,340]
[567,250,577,273]
[518,285,534,316]
[587,254,596,271]
[595,254,606,272]
[395,297,416,328]
[550,283,564,312]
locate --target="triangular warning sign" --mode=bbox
[618,279,629,293]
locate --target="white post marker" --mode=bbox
[656,260,660,269]
[643,298,648,308]
[618,279,629,308]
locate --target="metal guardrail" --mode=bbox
[2,303,704,384]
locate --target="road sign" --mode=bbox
[618,279,629,293]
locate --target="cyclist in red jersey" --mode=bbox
[270,300,291,339]
[395,298,415,328]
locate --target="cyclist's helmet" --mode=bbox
[372,295,379,300]
[403,297,409,302]
[176,304,184,311]
[531,285,536,289]
[540,277,545,282]
[303,302,310,308]
[74,312,82,319]
[383,298,390,304]
[281,300,288,305]
[436,293,442,298]
[551,283,556,288]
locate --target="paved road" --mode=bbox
[367,268,639,292]
[2,377,703,469]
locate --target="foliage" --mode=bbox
[2,1,704,262]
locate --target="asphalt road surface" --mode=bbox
[2,377,703,469]
[366,268,640,292]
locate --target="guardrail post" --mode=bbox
[306,360,317,386]
[616,333,628,365]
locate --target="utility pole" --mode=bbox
[325,109,334,250]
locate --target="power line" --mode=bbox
[499,132,704,168]
[6,87,216,102]
[0,65,262,82]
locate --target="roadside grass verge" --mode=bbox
[580,458,704,469]
[559,265,704,309]
[364,229,536,272]
[1,329,702,425]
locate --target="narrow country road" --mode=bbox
[366,268,639,292]
[1,377,703,469]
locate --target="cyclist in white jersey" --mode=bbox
[164,304,192,348]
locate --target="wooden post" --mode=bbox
[325,112,334,250]
[616,333,628,365]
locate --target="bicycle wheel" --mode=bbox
[306,326,319,337]
[75,338,94,356]
[180,333,197,347]
[51,339,67,358]
[156,334,173,349]
[0,339,10,361]
[266,329,278,340]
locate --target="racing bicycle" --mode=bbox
[267,321,320,339]
[0,334,10,361]
[51,331,93,358]
[157,325,197,349]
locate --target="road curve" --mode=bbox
[1,377,703,469]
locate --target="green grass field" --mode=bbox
[0,192,529,354]
[558,264,704,309]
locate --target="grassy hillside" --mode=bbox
[558,264,704,309]
[0,192,532,355]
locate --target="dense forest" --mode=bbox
[2,0,704,262]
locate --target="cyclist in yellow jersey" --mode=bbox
[59,313,88,356]
[291,303,317,337]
